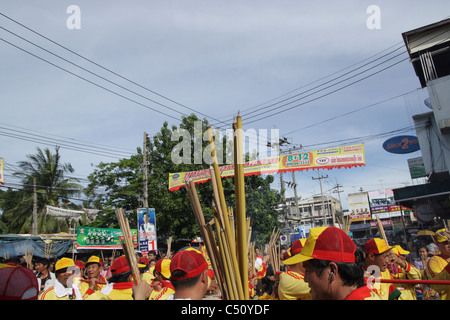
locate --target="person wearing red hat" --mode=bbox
[168,249,209,300]
[277,239,311,300]
[138,256,155,286]
[295,227,380,300]
[0,263,39,300]
[96,255,145,300]
[149,258,175,300]
[363,238,400,300]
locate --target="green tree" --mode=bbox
[0,146,83,234]
[85,114,282,245]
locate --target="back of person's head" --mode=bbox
[305,247,365,288]
[170,250,208,291]
[0,264,39,300]
[289,226,365,287]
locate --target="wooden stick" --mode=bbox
[206,127,245,300]
[233,114,249,300]
[115,208,141,285]
[375,215,389,246]
[166,236,172,259]
[185,180,229,300]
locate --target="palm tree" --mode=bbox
[2,146,83,234]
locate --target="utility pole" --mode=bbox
[333,179,343,226]
[333,179,344,205]
[143,132,149,208]
[32,178,37,235]
[267,133,290,201]
[312,171,329,226]
[289,149,300,216]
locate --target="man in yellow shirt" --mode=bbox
[78,255,107,299]
[426,229,450,300]
[296,227,380,300]
[39,257,83,300]
[277,238,311,300]
[363,238,400,300]
[387,245,422,300]
[96,255,144,300]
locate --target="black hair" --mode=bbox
[304,247,365,288]
[108,270,132,283]
[170,270,202,290]
[37,258,50,267]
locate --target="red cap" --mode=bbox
[364,238,391,255]
[138,257,150,265]
[75,260,85,269]
[0,264,39,300]
[110,256,145,275]
[290,238,306,255]
[110,256,130,275]
[284,227,356,265]
[170,250,208,281]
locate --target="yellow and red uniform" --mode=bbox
[277,269,311,300]
[79,275,108,299]
[345,285,381,300]
[426,254,450,300]
[390,261,422,300]
[149,279,175,300]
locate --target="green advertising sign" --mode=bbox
[77,226,137,250]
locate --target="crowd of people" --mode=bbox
[0,227,449,301]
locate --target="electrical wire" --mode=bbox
[0,12,230,128]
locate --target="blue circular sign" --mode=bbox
[382,135,420,154]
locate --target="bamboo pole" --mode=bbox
[166,236,173,259]
[234,114,249,300]
[185,180,226,299]
[115,208,141,285]
[206,126,245,300]
[213,214,237,300]
[206,221,229,300]
[376,215,389,246]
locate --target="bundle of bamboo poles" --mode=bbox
[185,113,250,300]
[44,240,53,258]
[267,228,281,273]
[338,215,352,234]
[115,208,141,285]
[24,248,34,269]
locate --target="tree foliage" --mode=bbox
[0,115,282,247]
[86,114,282,246]
[0,147,83,234]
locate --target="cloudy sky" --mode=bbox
[1,1,449,209]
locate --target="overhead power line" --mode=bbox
[0,12,230,128]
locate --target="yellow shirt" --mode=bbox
[390,262,422,300]
[100,282,135,300]
[277,270,311,300]
[367,269,401,300]
[149,280,175,300]
[39,287,73,300]
[426,255,450,300]
[142,271,155,286]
